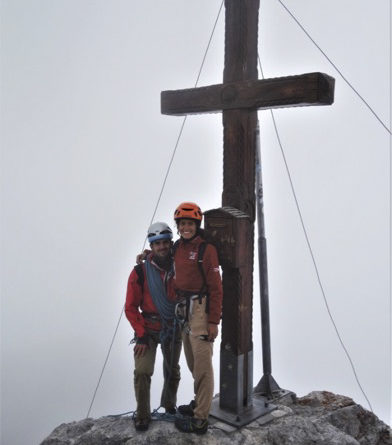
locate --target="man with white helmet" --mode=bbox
[125,222,181,431]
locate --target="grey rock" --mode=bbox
[41,391,391,445]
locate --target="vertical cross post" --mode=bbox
[219,0,259,415]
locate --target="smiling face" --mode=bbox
[150,238,171,258]
[178,219,197,240]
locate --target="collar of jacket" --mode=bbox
[180,234,202,247]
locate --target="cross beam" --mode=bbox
[161,73,334,115]
[161,0,334,427]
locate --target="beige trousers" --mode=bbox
[182,296,214,420]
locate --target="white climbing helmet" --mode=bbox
[147,222,173,244]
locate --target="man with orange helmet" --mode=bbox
[172,202,223,435]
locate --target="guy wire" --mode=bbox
[389,0,392,426]
[258,56,373,412]
[277,0,391,136]
[85,0,224,419]
[142,0,224,251]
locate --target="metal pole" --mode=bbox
[254,121,280,397]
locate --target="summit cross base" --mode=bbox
[209,395,275,428]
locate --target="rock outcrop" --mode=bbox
[41,391,391,445]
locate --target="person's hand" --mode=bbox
[134,343,148,358]
[136,249,150,264]
[207,323,218,342]
[134,335,149,358]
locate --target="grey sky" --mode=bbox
[1,1,391,444]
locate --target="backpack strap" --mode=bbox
[134,263,144,289]
[197,242,210,313]
[197,242,208,293]
[172,239,180,258]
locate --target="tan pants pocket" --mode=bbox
[189,297,208,336]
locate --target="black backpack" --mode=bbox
[135,263,145,288]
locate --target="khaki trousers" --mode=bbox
[182,297,214,420]
[134,328,182,419]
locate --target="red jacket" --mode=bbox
[125,256,176,338]
[173,235,223,325]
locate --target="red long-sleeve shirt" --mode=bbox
[125,256,176,338]
[173,235,223,325]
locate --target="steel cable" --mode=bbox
[258,56,373,412]
[85,0,224,419]
[142,0,224,251]
[389,0,392,426]
[277,0,391,136]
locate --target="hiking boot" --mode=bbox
[175,416,208,434]
[134,416,150,431]
[165,407,177,415]
[177,400,196,417]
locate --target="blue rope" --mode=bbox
[151,408,179,423]
[107,409,180,422]
[145,259,177,342]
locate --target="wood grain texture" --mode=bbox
[161,73,335,115]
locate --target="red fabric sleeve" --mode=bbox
[166,273,177,302]
[203,244,223,324]
[125,269,146,338]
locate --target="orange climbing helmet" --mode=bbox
[174,202,203,223]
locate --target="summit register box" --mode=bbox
[204,206,251,269]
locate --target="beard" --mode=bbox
[153,253,172,271]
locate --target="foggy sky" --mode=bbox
[1,1,391,444]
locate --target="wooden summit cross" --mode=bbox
[161,0,334,427]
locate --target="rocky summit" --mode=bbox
[41,391,391,445]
